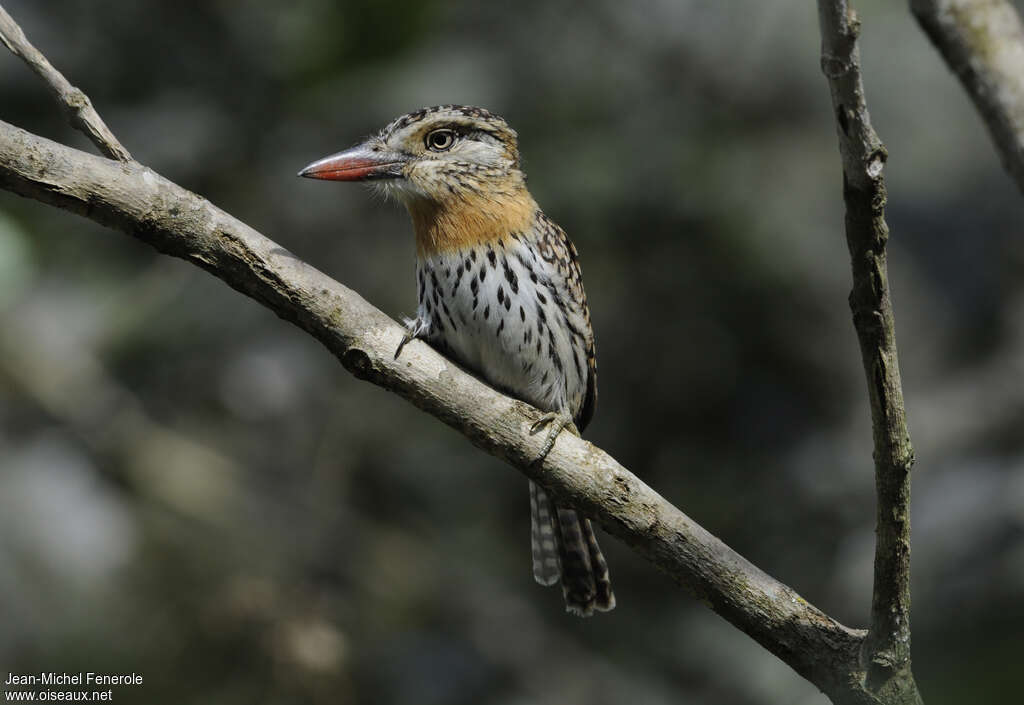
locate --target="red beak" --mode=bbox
[298,142,407,182]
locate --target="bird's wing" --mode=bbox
[533,212,597,432]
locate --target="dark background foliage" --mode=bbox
[1,1,1022,703]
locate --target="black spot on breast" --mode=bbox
[479,267,486,283]
[537,291,547,305]
[497,286,505,305]
[470,277,479,295]
[519,305,525,322]
[548,331,562,371]
[503,258,518,293]
[484,304,490,320]
[487,249,497,267]
[496,319,505,337]
[516,251,536,275]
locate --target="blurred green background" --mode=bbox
[1,1,1023,703]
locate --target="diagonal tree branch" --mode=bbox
[0,4,131,162]
[0,117,868,701]
[817,2,921,704]
[911,0,1024,195]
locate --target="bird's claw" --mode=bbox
[530,411,578,465]
[394,331,414,360]
[394,316,428,359]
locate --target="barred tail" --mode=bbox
[530,481,561,585]
[529,482,616,616]
[581,516,615,612]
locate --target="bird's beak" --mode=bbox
[297,141,407,181]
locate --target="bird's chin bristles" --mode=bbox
[366,178,402,203]
[367,178,464,214]
[367,177,422,204]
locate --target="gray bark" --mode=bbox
[912,0,1024,195]
[0,5,131,162]
[818,2,922,704]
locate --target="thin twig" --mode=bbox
[817,2,921,703]
[0,4,131,162]
[911,0,1024,195]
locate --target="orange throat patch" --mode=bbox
[405,190,538,258]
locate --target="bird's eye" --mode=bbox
[425,129,456,152]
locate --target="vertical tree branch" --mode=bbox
[911,0,1024,195]
[0,3,132,162]
[817,2,921,703]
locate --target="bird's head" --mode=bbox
[299,105,524,205]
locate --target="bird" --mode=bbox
[299,105,614,616]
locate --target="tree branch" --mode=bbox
[0,4,131,162]
[0,117,868,700]
[911,0,1024,195]
[817,2,921,704]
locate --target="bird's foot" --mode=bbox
[530,410,579,465]
[394,316,429,359]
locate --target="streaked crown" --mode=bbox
[381,105,520,167]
